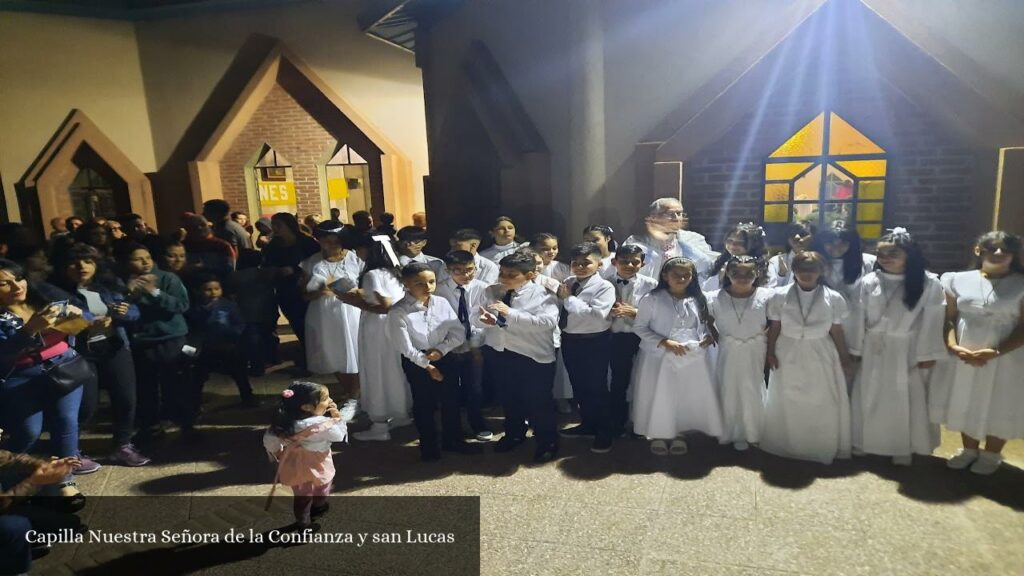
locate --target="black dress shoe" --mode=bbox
[559,424,596,438]
[493,436,526,453]
[310,503,330,518]
[533,444,559,463]
[443,442,484,455]
[420,447,442,462]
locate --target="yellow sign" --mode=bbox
[258,181,295,206]
[327,178,349,201]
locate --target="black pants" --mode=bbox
[193,338,254,400]
[277,296,308,369]
[402,356,462,456]
[494,350,557,448]
[448,350,488,433]
[561,331,612,440]
[81,346,138,447]
[243,321,279,371]
[608,332,641,431]
[480,346,499,407]
[133,336,193,429]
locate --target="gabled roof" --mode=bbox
[652,0,1023,162]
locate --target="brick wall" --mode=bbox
[683,84,977,273]
[219,84,336,218]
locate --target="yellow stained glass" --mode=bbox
[769,113,824,158]
[857,223,882,239]
[857,202,884,222]
[764,183,789,202]
[859,180,885,200]
[764,204,789,223]
[793,164,822,201]
[837,160,887,178]
[829,113,884,155]
[765,162,814,181]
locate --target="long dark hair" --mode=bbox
[874,229,927,309]
[0,258,52,309]
[783,221,817,254]
[721,255,764,291]
[653,257,713,328]
[52,243,123,294]
[582,225,618,254]
[811,221,864,285]
[270,212,303,242]
[711,223,766,277]
[270,381,327,436]
[972,230,1024,274]
[358,236,401,286]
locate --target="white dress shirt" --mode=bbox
[542,260,571,282]
[474,254,500,285]
[435,276,489,350]
[386,294,466,368]
[624,230,719,281]
[609,273,657,333]
[562,274,616,335]
[474,281,559,363]
[478,241,522,263]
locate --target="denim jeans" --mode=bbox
[0,350,83,484]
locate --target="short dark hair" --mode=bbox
[614,244,646,260]
[499,251,537,274]
[202,199,230,220]
[569,242,602,260]
[444,250,476,267]
[65,216,84,228]
[396,226,427,242]
[401,262,434,279]
[380,212,395,225]
[230,211,246,220]
[113,241,148,261]
[329,207,341,217]
[352,210,371,223]
[64,242,101,263]
[451,228,483,242]
[530,233,558,248]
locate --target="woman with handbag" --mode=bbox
[57,244,151,467]
[0,259,95,512]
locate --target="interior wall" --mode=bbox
[134,0,428,212]
[0,12,156,222]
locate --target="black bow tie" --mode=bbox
[616,279,630,285]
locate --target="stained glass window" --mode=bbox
[763,112,887,241]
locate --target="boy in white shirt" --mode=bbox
[606,244,657,437]
[396,226,448,281]
[450,228,500,285]
[557,242,617,453]
[435,250,493,441]
[476,251,560,463]
[387,262,479,461]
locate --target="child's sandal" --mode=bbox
[650,440,668,456]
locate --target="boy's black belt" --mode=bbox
[560,330,611,341]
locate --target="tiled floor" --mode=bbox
[36,356,1024,575]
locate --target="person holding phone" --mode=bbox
[0,259,91,512]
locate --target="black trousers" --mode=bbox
[193,337,254,400]
[402,356,462,455]
[480,345,499,407]
[561,331,612,440]
[243,321,280,370]
[133,336,193,429]
[608,332,641,431]
[278,296,308,369]
[81,346,138,447]
[494,350,557,448]
[448,350,488,433]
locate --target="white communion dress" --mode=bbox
[357,268,412,423]
[849,271,945,457]
[304,251,363,374]
[761,284,851,464]
[631,290,724,440]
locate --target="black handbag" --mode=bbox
[41,353,96,397]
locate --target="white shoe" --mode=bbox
[947,448,979,470]
[969,451,1002,475]
[475,430,494,442]
[669,439,688,455]
[389,417,414,429]
[733,441,749,451]
[852,447,866,456]
[353,422,391,441]
[892,455,912,466]
[650,440,668,456]
[339,404,357,422]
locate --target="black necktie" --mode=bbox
[558,281,581,330]
[497,289,514,325]
[456,286,471,339]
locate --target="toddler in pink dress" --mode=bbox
[263,382,348,529]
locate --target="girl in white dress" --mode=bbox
[531,233,571,282]
[848,228,945,465]
[708,256,770,451]
[633,257,722,455]
[478,216,522,263]
[812,221,876,348]
[303,228,363,399]
[766,221,815,288]
[340,238,410,442]
[582,225,618,277]
[933,231,1024,475]
[762,251,853,464]
[702,223,767,292]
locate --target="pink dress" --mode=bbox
[264,416,347,496]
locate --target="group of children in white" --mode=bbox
[262,196,1024,530]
